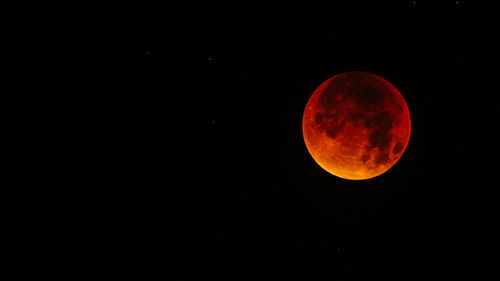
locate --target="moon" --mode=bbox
[302,71,411,180]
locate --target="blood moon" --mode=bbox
[302,71,411,180]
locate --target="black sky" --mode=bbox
[9,1,500,280]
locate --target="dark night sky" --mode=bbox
[8,1,500,280]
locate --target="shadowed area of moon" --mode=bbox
[302,71,411,180]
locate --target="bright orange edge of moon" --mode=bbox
[302,71,411,180]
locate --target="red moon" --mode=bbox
[302,71,411,180]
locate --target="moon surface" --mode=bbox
[302,71,411,180]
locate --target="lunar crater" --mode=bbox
[393,142,404,154]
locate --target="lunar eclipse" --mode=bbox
[302,71,411,180]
